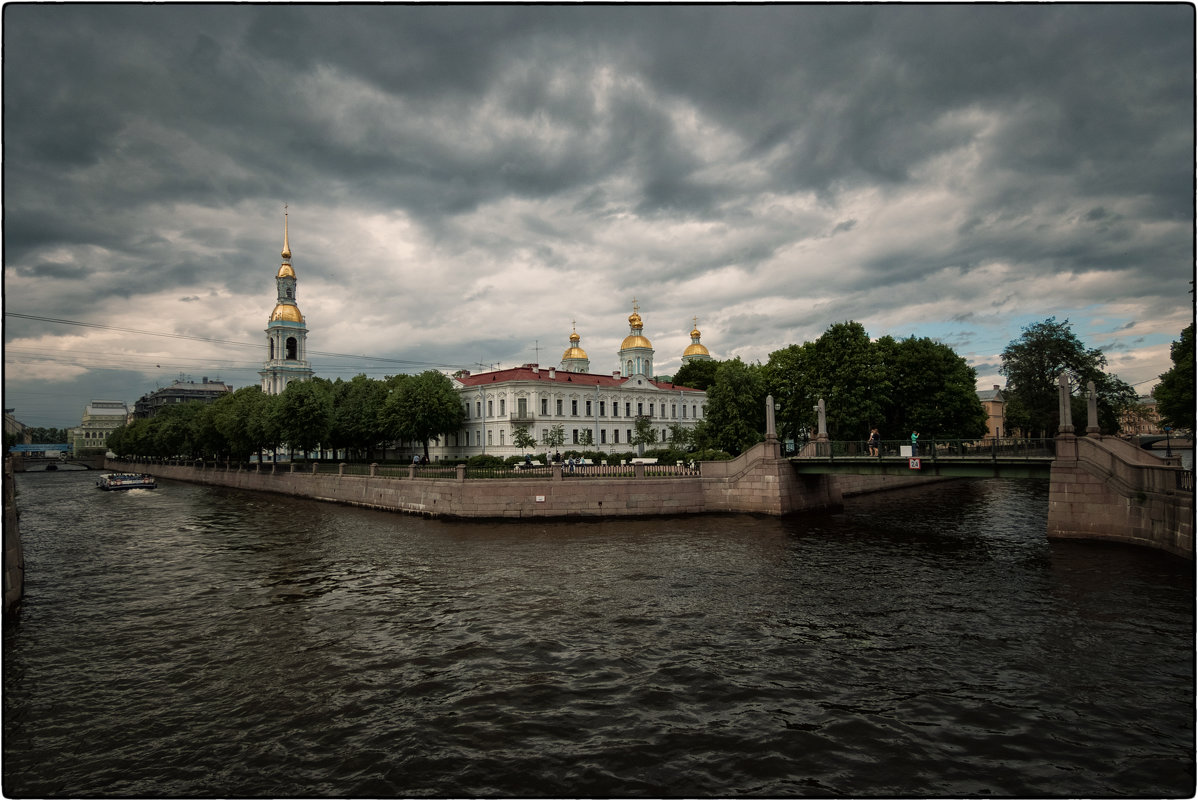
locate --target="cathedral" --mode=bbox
[260,216,713,459]
[437,303,712,460]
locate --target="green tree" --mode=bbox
[1000,318,1108,437]
[672,359,721,391]
[630,416,658,454]
[1154,323,1195,430]
[876,335,988,440]
[380,370,466,460]
[213,386,274,461]
[667,423,694,450]
[513,425,537,452]
[329,374,389,460]
[275,380,334,458]
[705,357,767,455]
[543,424,566,452]
[153,402,205,458]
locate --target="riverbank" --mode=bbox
[108,442,944,519]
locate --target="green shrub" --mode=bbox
[466,454,507,468]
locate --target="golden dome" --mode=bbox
[620,334,653,350]
[277,262,295,279]
[691,326,702,339]
[683,342,711,357]
[270,303,304,323]
[562,329,588,362]
[628,311,643,329]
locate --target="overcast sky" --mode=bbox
[4,4,1193,430]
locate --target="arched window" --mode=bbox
[286,337,298,360]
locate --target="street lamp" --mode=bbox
[1165,426,1172,458]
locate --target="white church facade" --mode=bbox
[428,305,712,461]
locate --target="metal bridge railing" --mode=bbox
[798,438,1057,460]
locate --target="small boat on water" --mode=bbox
[96,473,157,491]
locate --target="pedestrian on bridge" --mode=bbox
[910,431,920,456]
[868,428,880,457]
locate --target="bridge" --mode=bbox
[772,379,1191,558]
[791,438,1054,479]
[8,454,106,471]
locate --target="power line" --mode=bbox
[4,312,469,371]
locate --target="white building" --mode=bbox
[71,400,130,452]
[423,304,710,461]
[259,211,313,395]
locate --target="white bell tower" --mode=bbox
[259,209,313,395]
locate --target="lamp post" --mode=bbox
[1165,426,1173,458]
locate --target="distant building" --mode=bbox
[976,385,1005,440]
[71,400,130,452]
[1120,394,1163,437]
[4,410,30,444]
[133,377,233,419]
[259,211,313,395]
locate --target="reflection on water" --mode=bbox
[4,471,1193,797]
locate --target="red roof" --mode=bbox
[454,366,703,393]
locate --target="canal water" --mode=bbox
[4,470,1193,797]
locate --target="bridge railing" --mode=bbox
[798,437,1056,460]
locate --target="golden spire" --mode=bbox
[281,205,291,261]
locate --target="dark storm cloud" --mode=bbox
[3,3,1192,426]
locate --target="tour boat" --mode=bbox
[96,473,157,491]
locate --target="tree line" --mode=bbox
[108,371,465,462]
[106,318,1191,461]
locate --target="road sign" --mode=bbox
[909,458,922,470]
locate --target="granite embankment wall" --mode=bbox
[1048,435,1193,559]
[3,460,23,617]
[111,442,932,520]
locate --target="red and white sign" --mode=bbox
[908,458,922,470]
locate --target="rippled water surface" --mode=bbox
[4,471,1193,797]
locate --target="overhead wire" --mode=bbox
[4,312,472,372]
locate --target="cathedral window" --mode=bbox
[286,337,298,360]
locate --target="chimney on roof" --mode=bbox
[532,364,539,374]
[994,385,1000,391]
[613,371,621,379]
[548,367,555,379]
